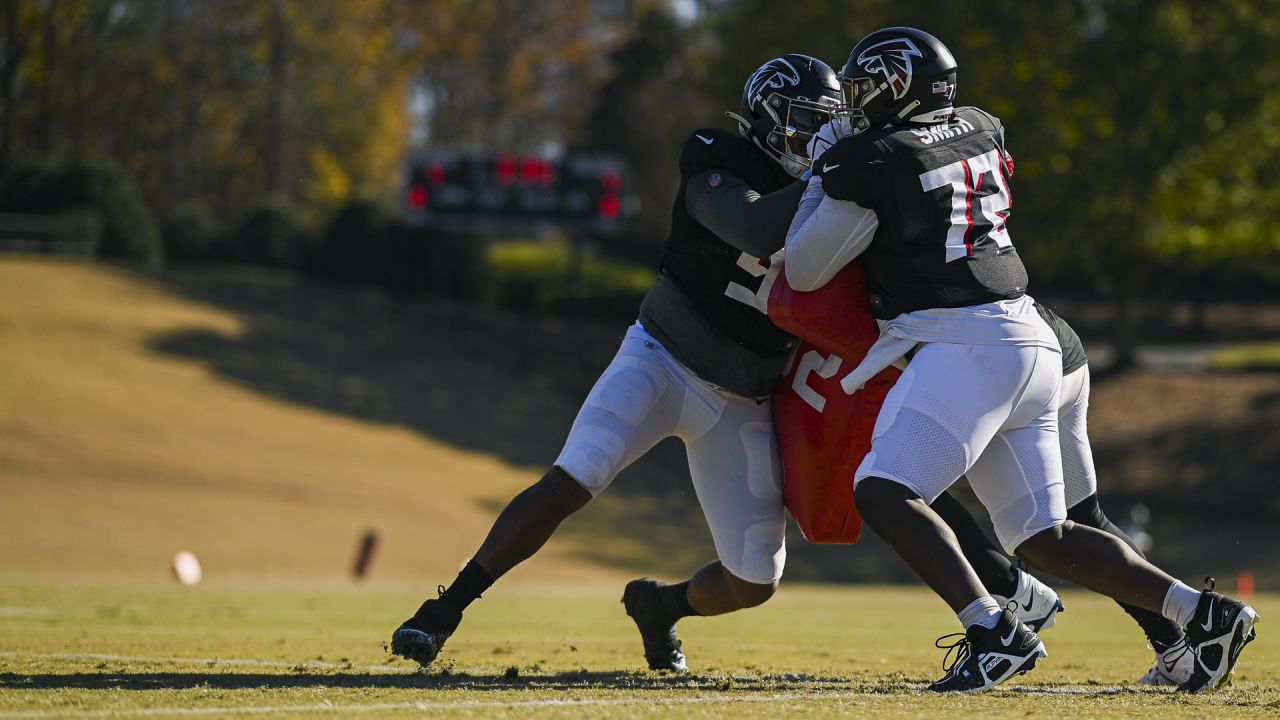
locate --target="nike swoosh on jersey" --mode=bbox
[822,163,840,172]
[696,134,714,145]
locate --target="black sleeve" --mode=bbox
[814,136,885,208]
[685,169,803,258]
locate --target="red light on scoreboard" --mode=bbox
[601,170,622,192]
[426,163,446,186]
[407,184,428,209]
[519,156,556,187]
[495,154,517,185]
[598,193,620,219]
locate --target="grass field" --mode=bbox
[0,581,1275,718]
[1,258,1276,716]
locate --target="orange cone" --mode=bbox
[1237,571,1256,601]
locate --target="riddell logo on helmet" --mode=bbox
[856,38,924,100]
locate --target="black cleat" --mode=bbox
[622,578,688,672]
[929,609,1046,693]
[389,586,463,668]
[1179,578,1261,693]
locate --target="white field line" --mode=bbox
[0,652,408,674]
[0,686,1139,719]
[0,608,57,619]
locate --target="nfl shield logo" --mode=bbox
[707,172,722,188]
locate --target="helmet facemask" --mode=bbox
[839,76,878,134]
[758,92,844,178]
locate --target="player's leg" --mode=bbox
[962,349,1178,618]
[990,373,1260,693]
[391,324,683,667]
[852,342,1048,692]
[623,386,784,671]
[929,493,1018,597]
[855,479,988,613]
[685,393,785,611]
[1016,513,1260,692]
[929,491,1063,632]
[853,342,1028,615]
[1057,365,1188,681]
[1067,494,1194,684]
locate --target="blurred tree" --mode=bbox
[399,0,622,153]
[0,0,28,188]
[702,0,1280,365]
[5,0,418,225]
[578,2,712,263]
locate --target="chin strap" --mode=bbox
[726,110,809,178]
[724,110,753,139]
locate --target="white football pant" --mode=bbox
[854,341,1067,553]
[1058,365,1097,509]
[555,323,786,584]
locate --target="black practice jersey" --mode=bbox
[1034,302,1088,375]
[816,106,1029,320]
[641,128,798,395]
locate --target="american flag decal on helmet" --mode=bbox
[856,38,924,101]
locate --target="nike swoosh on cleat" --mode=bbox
[822,163,840,172]
[1201,599,1216,631]
[1000,626,1018,646]
[696,134,714,145]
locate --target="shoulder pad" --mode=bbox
[679,128,760,177]
[814,136,886,207]
[955,106,1002,134]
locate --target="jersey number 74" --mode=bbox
[919,148,1013,263]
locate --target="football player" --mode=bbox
[389,54,847,673]
[782,27,1259,692]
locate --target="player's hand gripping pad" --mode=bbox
[768,262,901,544]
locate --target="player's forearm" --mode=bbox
[784,177,879,292]
[686,170,803,258]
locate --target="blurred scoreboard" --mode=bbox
[403,153,625,235]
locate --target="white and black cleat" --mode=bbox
[1138,636,1196,686]
[929,609,1046,693]
[622,577,689,673]
[1179,577,1261,692]
[992,570,1065,633]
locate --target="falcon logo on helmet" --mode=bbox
[855,38,923,101]
[746,58,802,103]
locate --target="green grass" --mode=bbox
[487,239,653,310]
[1210,341,1280,371]
[1,580,1275,718]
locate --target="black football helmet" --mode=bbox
[727,54,843,178]
[839,27,957,133]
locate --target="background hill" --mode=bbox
[2,258,1276,589]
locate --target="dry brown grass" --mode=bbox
[0,258,616,585]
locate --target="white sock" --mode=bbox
[1162,580,1202,627]
[958,596,1004,630]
